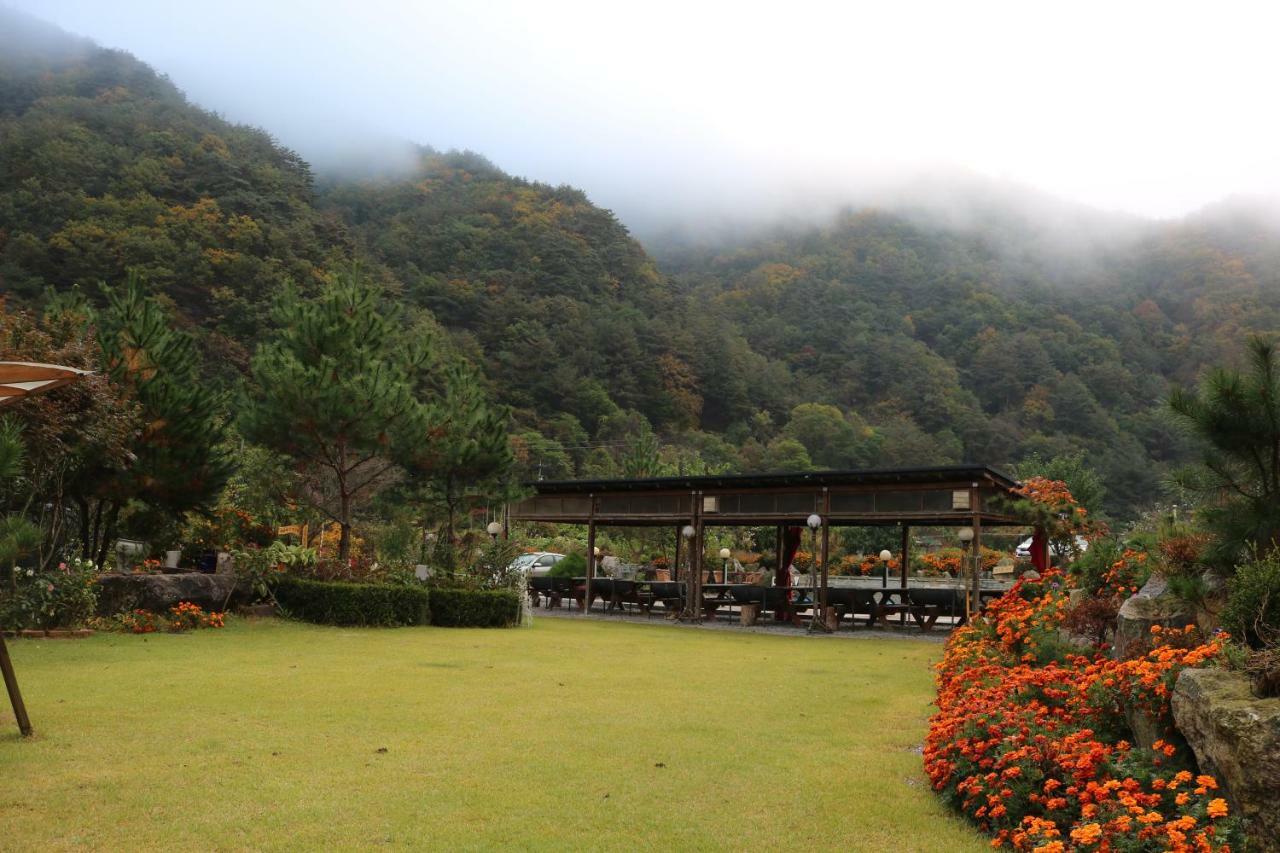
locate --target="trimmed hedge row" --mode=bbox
[269,576,521,628]
[270,576,431,627]
[428,588,522,628]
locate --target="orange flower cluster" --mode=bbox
[916,547,1004,577]
[119,601,227,633]
[1016,477,1089,522]
[924,573,1240,852]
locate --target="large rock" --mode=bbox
[1172,667,1280,852]
[95,572,239,615]
[1114,574,1194,657]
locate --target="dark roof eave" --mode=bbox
[522,464,1020,495]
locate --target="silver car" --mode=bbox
[508,552,565,576]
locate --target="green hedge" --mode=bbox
[271,575,431,627]
[429,588,521,628]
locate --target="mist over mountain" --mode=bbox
[5,7,1280,521]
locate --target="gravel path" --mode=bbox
[534,603,953,642]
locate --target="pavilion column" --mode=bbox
[818,516,831,630]
[970,514,983,620]
[692,492,704,620]
[900,524,910,592]
[672,526,682,583]
[584,495,596,614]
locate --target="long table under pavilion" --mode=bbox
[506,464,1037,630]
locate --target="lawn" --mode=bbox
[1,618,986,851]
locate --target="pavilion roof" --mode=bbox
[525,464,1019,495]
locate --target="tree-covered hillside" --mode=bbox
[4,8,1280,521]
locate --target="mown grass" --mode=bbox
[1,618,984,851]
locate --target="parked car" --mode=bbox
[1015,535,1090,560]
[508,552,565,576]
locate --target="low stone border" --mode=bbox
[3,629,94,639]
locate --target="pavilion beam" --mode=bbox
[693,492,704,620]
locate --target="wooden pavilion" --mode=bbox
[506,464,1031,626]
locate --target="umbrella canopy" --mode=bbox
[0,362,93,406]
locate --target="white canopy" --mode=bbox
[0,362,93,406]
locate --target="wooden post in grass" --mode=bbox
[1,634,33,737]
[0,361,92,739]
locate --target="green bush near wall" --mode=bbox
[429,588,521,628]
[271,576,431,627]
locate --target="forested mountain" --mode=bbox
[3,8,1280,520]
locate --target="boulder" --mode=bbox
[1173,667,1280,852]
[95,572,239,615]
[1114,574,1194,658]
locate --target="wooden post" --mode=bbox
[970,515,983,620]
[584,495,596,613]
[817,517,831,632]
[692,492,704,620]
[673,526,682,583]
[1,635,33,737]
[900,524,910,592]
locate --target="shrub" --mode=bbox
[428,588,520,628]
[549,552,585,579]
[1222,553,1280,648]
[0,558,100,630]
[271,575,430,627]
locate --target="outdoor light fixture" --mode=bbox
[957,527,975,543]
[718,547,731,560]
[486,521,502,540]
[593,546,601,557]
[681,524,696,539]
[806,513,822,529]
[879,549,892,562]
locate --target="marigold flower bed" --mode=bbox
[924,571,1243,852]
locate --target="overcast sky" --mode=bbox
[13,0,1280,230]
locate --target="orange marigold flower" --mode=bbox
[1206,798,1228,818]
[1069,823,1102,845]
[1195,775,1217,790]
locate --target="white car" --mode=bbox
[1015,535,1090,560]
[508,552,565,576]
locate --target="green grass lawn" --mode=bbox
[1,618,985,851]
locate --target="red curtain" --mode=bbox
[776,526,803,588]
[1031,526,1049,572]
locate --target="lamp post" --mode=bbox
[806,514,823,628]
[958,527,976,620]
[486,520,502,543]
[718,547,731,583]
[879,549,892,589]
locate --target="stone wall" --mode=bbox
[1172,667,1280,852]
[95,572,239,616]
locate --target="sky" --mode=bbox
[12,0,1280,232]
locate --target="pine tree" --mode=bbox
[1170,336,1280,567]
[91,275,231,563]
[241,270,425,562]
[398,362,511,555]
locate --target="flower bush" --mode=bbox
[925,571,1243,851]
[915,546,1005,577]
[116,601,226,633]
[0,558,100,629]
